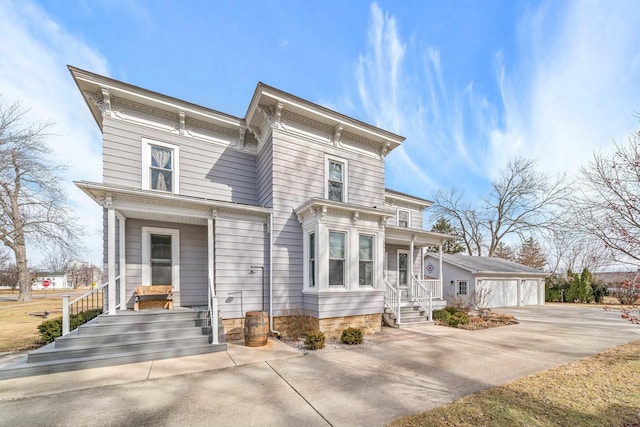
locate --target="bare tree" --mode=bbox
[0,99,82,302]
[546,229,610,275]
[516,237,546,270]
[575,131,640,267]
[431,158,570,256]
[42,252,72,273]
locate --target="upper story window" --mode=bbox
[398,209,410,228]
[142,138,180,194]
[325,155,348,202]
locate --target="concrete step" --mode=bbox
[27,334,213,363]
[0,342,227,380]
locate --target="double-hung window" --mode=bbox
[308,233,316,287]
[329,231,345,286]
[142,139,180,194]
[326,156,347,202]
[398,209,410,228]
[359,235,374,287]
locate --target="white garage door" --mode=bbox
[479,280,518,308]
[521,280,539,305]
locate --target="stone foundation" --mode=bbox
[223,313,382,341]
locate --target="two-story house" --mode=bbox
[71,66,450,342]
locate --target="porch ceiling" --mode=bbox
[384,226,452,247]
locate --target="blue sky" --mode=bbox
[1,0,640,266]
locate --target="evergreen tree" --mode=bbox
[429,217,465,254]
[516,237,546,270]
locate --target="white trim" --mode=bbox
[141,138,180,195]
[324,154,348,203]
[397,249,410,288]
[456,279,468,296]
[397,208,411,228]
[358,233,375,287]
[141,227,180,291]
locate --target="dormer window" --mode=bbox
[142,138,180,194]
[398,209,410,228]
[325,155,348,203]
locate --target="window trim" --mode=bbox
[358,234,375,287]
[457,279,468,296]
[324,154,348,203]
[142,138,180,194]
[308,232,316,288]
[397,209,411,228]
[141,227,180,290]
[328,230,346,287]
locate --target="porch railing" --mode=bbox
[384,279,401,325]
[409,275,434,322]
[420,279,442,300]
[207,278,219,345]
[61,277,119,336]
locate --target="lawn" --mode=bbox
[0,289,88,352]
[389,339,640,427]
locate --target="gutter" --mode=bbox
[268,213,281,338]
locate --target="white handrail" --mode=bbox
[384,279,401,325]
[410,274,432,316]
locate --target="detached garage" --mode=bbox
[424,254,548,308]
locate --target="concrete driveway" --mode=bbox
[0,305,638,427]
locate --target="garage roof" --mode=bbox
[431,254,549,277]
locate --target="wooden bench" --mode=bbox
[133,285,174,311]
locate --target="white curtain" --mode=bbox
[151,147,171,191]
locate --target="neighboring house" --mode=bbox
[70,66,451,337]
[424,254,547,308]
[32,272,70,290]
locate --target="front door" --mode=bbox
[397,250,409,288]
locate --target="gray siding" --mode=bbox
[269,130,386,315]
[102,118,258,204]
[257,136,273,207]
[124,219,208,308]
[384,203,424,230]
[303,292,384,318]
[215,216,270,318]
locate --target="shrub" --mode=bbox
[340,327,363,345]
[433,309,452,323]
[38,308,103,344]
[448,311,470,327]
[304,329,325,350]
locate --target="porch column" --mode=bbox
[438,242,444,298]
[106,196,116,315]
[421,247,425,280]
[410,235,416,279]
[118,214,127,311]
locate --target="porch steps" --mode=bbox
[383,299,448,328]
[0,309,226,380]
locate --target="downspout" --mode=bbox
[268,213,281,337]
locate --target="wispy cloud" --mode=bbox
[0,0,110,265]
[351,1,640,201]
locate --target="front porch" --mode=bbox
[383,226,450,327]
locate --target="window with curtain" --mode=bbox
[328,160,344,202]
[359,235,374,287]
[329,231,345,286]
[150,145,173,192]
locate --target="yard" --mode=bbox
[389,339,640,427]
[0,289,89,352]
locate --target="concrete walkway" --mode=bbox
[0,305,638,427]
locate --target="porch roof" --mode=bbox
[76,181,271,225]
[384,226,452,247]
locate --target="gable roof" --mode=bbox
[427,254,548,277]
